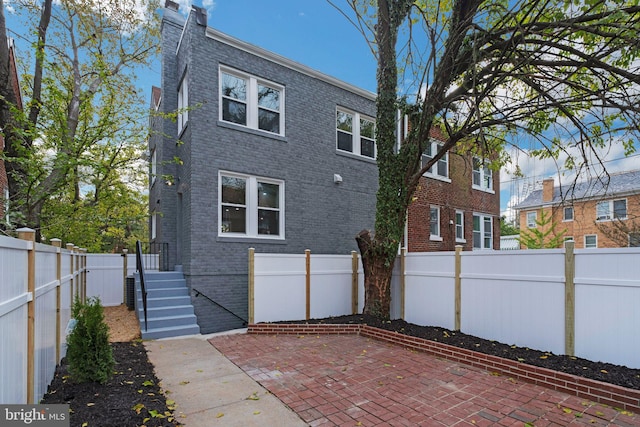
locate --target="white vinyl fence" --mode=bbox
[249,245,640,369]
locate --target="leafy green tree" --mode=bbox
[340,0,640,318]
[0,0,159,243]
[500,216,519,236]
[518,210,566,249]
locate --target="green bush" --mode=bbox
[66,296,114,384]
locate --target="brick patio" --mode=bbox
[209,329,639,426]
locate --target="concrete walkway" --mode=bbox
[144,332,307,427]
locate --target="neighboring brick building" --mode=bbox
[406,127,501,251]
[516,170,640,248]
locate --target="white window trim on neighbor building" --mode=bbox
[421,139,450,182]
[473,213,493,250]
[526,211,537,228]
[596,199,627,221]
[177,73,188,133]
[219,66,285,136]
[150,148,157,186]
[218,171,285,239]
[151,212,157,240]
[584,234,597,248]
[336,107,376,159]
[563,206,573,222]
[472,157,493,192]
[430,205,442,241]
[455,210,465,243]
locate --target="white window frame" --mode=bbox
[219,66,285,136]
[336,107,376,159]
[596,199,627,221]
[429,205,442,241]
[563,206,573,222]
[150,148,157,186]
[151,212,157,240]
[526,211,537,228]
[455,210,465,243]
[473,214,493,250]
[218,171,285,239]
[584,234,597,248]
[472,157,493,192]
[421,139,449,181]
[177,73,188,133]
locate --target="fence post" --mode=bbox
[351,251,358,315]
[66,243,74,304]
[454,245,462,331]
[50,238,62,364]
[17,228,35,404]
[400,248,406,319]
[305,249,311,320]
[122,249,128,304]
[565,241,576,356]
[248,248,255,324]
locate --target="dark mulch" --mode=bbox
[41,341,180,427]
[283,314,640,391]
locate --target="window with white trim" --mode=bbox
[455,210,465,242]
[151,212,157,240]
[596,199,626,221]
[526,211,537,228]
[472,158,493,191]
[220,67,284,135]
[150,148,157,185]
[563,206,573,221]
[336,108,376,158]
[177,73,188,133]
[219,172,284,238]
[429,206,441,240]
[421,140,448,179]
[473,214,493,249]
[584,234,597,248]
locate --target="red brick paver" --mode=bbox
[209,334,639,426]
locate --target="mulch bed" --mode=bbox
[41,341,180,427]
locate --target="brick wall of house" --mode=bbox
[518,193,640,248]
[407,141,500,252]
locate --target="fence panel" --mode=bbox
[309,255,353,319]
[254,254,306,323]
[86,254,127,306]
[0,236,29,404]
[460,250,566,355]
[574,248,640,368]
[404,252,456,329]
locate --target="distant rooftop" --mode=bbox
[515,169,640,209]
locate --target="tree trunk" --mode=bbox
[356,229,397,319]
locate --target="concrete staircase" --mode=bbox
[135,270,200,339]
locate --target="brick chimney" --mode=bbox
[542,178,555,203]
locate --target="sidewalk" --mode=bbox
[144,332,307,427]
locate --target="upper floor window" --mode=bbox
[220,68,284,135]
[472,158,492,191]
[596,199,626,221]
[563,206,573,221]
[430,206,441,241]
[177,74,188,133]
[473,214,493,250]
[455,210,465,242]
[526,211,537,228]
[150,149,157,186]
[336,108,376,158]
[219,172,284,239]
[421,140,448,179]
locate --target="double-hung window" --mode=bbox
[430,206,441,241]
[596,199,626,221]
[150,149,157,186]
[584,234,597,248]
[421,140,448,179]
[220,67,284,135]
[455,210,465,242]
[219,172,284,239]
[526,211,537,228]
[336,108,376,158]
[177,73,188,133]
[472,158,493,191]
[563,206,573,221]
[473,214,493,249]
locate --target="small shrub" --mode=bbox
[66,296,114,384]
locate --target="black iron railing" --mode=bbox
[137,241,170,271]
[192,287,247,326]
[136,240,148,331]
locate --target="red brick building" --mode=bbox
[406,128,501,251]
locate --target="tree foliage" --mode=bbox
[0,0,159,250]
[517,210,566,249]
[339,0,640,317]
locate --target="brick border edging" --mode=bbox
[248,323,640,412]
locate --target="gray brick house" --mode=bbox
[149,3,378,333]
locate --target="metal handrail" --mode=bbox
[136,240,148,331]
[192,287,247,326]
